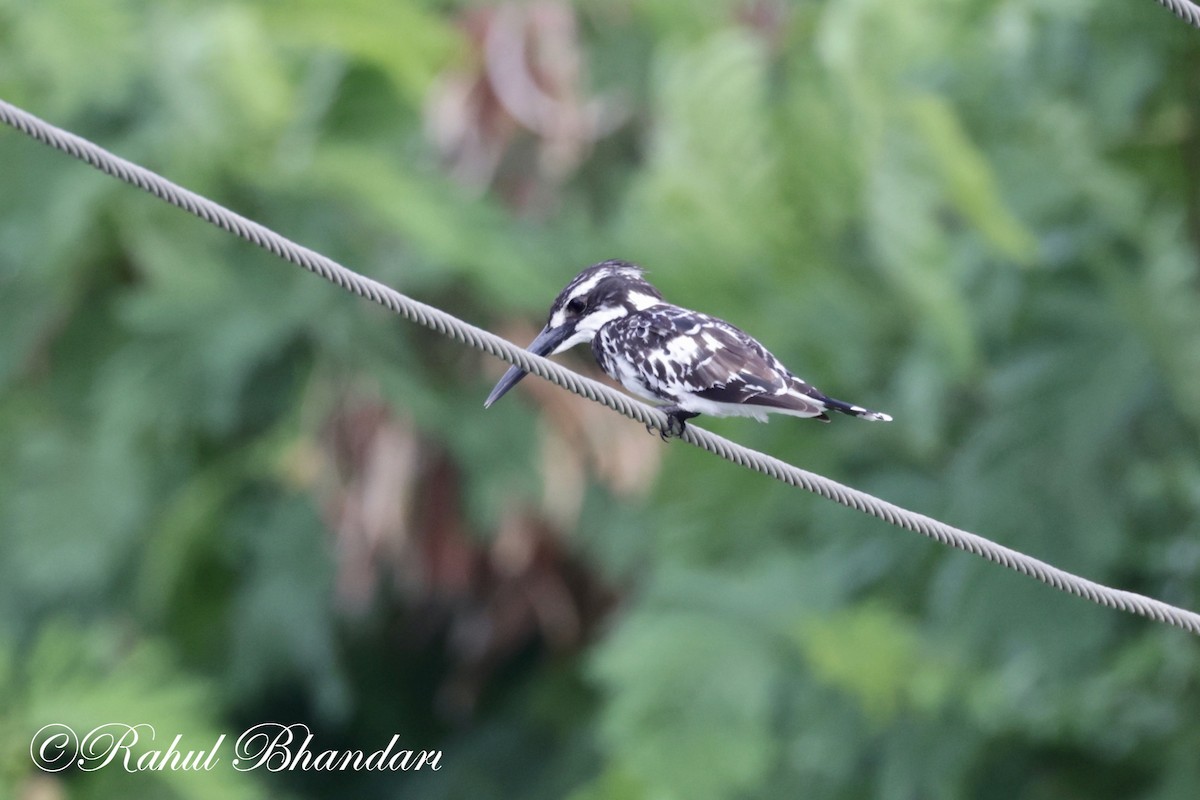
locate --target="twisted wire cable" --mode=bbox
[3,96,1199,636]
[1156,0,1200,25]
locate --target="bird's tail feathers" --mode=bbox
[822,396,893,422]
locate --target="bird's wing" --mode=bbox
[629,309,829,416]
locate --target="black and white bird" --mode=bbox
[485,260,892,438]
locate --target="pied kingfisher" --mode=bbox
[484,260,892,438]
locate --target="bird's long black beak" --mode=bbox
[484,324,572,408]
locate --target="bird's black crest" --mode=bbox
[551,260,663,317]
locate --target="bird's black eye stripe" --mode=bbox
[567,297,586,314]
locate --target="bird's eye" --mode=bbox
[566,297,586,314]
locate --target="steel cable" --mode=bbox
[1156,0,1200,26]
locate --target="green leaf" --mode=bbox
[592,609,778,800]
[794,603,957,723]
[0,623,271,800]
[255,0,458,103]
[908,93,1037,264]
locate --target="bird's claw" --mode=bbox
[645,420,679,441]
[645,419,672,440]
[647,408,694,441]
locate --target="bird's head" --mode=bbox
[484,260,663,408]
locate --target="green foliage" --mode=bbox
[2,0,1200,798]
[0,623,271,800]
